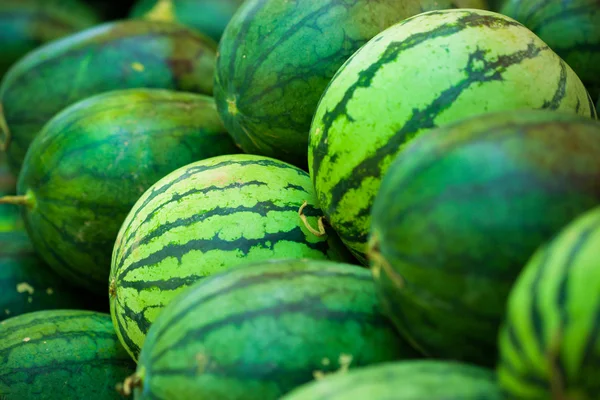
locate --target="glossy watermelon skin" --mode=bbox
[110,154,355,361]
[368,110,600,367]
[497,205,600,399]
[0,19,217,172]
[15,89,239,294]
[130,259,418,400]
[499,0,600,100]
[281,360,502,400]
[214,0,488,168]
[0,310,135,399]
[309,8,596,263]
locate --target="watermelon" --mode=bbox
[214,0,488,168]
[368,110,600,367]
[0,19,217,172]
[281,360,502,400]
[499,0,600,100]
[0,89,238,294]
[497,205,600,399]
[309,8,596,263]
[0,0,100,77]
[130,0,245,42]
[110,154,355,361]
[0,310,135,399]
[124,259,418,400]
[0,152,20,232]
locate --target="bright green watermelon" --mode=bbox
[368,110,600,367]
[497,205,600,399]
[110,154,355,361]
[0,310,135,399]
[0,19,217,172]
[309,8,596,263]
[214,0,488,168]
[2,89,238,294]
[129,0,245,42]
[499,0,600,100]
[126,259,418,400]
[281,360,502,400]
[0,0,100,77]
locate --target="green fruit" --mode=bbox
[0,0,100,77]
[130,0,245,42]
[0,19,217,172]
[281,360,502,400]
[0,152,20,232]
[0,309,135,399]
[110,154,355,361]
[500,0,600,100]
[214,0,488,168]
[309,8,596,263]
[128,259,418,400]
[5,89,238,294]
[498,205,600,399]
[368,110,600,366]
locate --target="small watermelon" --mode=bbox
[2,89,238,293]
[0,310,135,399]
[499,0,600,100]
[497,205,600,399]
[214,0,488,168]
[110,154,355,361]
[309,8,596,263]
[125,259,418,400]
[281,360,502,400]
[368,110,600,366]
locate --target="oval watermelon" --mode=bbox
[309,8,596,263]
[214,0,488,168]
[497,205,600,399]
[110,154,355,361]
[0,19,217,172]
[281,360,501,400]
[368,110,600,366]
[126,259,418,400]
[0,0,100,77]
[499,0,600,100]
[0,310,135,399]
[2,89,238,294]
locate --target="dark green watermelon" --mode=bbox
[214,0,488,168]
[498,205,600,399]
[368,110,600,367]
[127,259,418,400]
[3,89,239,294]
[0,19,217,172]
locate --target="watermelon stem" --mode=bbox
[143,0,176,22]
[0,195,31,207]
[0,103,10,152]
[366,232,404,289]
[116,368,145,397]
[298,200,327,237]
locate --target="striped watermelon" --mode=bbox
[214,0,487,168]
[497,205,600,399]
[125,259,417,400]
[281,360,501,400]
[309,8,596,263]
[499,0,600,100]
[0,310,135,399]
[1,89,238,293]
[110,154,354,361]
[368,110,600,366]
[0,19,217,172]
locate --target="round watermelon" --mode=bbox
[498,205,600,399]
[368,110,600,366]
[309,8,596,263]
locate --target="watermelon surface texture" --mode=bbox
[110,154,354,361]
[128,259,417,400]
[309,8,596,263]
[498,205,600,399]
[368,110,600,366]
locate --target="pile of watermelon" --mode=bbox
[1,0,600,399]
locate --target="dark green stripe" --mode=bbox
[541,61,567,109]
[587,91,597,119]
[115,297,157,340]
[528,242,553,355]
[528,3,595,32]
[112,301,142,358]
